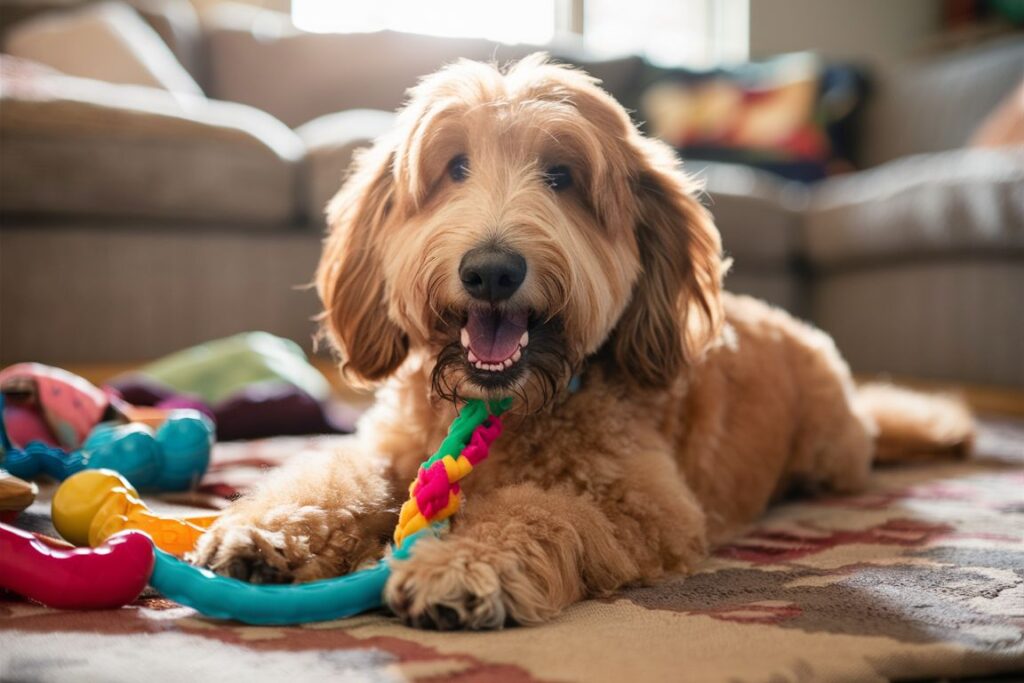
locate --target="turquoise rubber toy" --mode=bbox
[84,415,214,490]
[1,396,214,492]
[149,529,432,624]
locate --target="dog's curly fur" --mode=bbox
[190,55,974,629]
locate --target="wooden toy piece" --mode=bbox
[0,471,38,523]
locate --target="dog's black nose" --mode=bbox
[459,247,527,303]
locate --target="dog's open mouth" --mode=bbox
[461,307,529,373]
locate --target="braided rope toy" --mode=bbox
[394,397,510,545]
[31,397,510,624]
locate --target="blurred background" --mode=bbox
[0,0,1021,399]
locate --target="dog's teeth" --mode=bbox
[471,356,518,372]
[520,331,529,347]
[512,348,522,362]
[460,328,470,348]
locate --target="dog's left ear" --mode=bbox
[316,139,409,385]
[609,136,724,388]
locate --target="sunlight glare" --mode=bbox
[293,0,557,45]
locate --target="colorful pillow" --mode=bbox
[640,54,866,182]
[969,77,1024,148]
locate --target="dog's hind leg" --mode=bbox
[779,327,877,497]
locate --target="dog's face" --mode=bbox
[317,54,723,412]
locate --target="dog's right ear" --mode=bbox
[316,139,409,385]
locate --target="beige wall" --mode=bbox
[748,0,943,64]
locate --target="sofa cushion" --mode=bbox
[695,161,806,268]
[203,13,644,128]
[804,147,1024,269]
[3,1,203,100]
[295,109,396,226]
[970,77,1024,148]
[0,65,304,225]
[859,36,1024,167]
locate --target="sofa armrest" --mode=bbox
[688,161,808,314]
[295,109,396,227]
[697,161,807,269]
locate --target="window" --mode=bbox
[292,0,748,67]
[292,0,558,45]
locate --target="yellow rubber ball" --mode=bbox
[51,469,137,546]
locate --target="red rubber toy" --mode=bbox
[0,522,154,609]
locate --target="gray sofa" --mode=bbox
[1,4,1021,388]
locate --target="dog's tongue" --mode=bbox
[465,308,528,363]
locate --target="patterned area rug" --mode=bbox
[2,419,1023,683]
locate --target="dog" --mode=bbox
[190,54,973,630]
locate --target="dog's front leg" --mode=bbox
[189,439,399,583]
[385,475,707,629]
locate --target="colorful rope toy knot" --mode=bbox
[394,397,511,546]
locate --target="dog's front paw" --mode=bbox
[385,534,563,630]
[384,537,508,630]
[189,513,295,583]
[190,503,394,583]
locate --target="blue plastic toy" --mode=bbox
[1,395,214,491]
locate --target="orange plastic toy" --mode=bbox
[52,469,217,556]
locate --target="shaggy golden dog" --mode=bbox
[191,54,973,629]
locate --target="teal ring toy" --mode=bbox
[149,528,433,625]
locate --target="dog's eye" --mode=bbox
[544,165,572,192]
[448,154,470,182]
